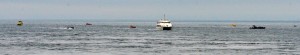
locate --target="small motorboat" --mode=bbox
[17,21,23,26]
[86,23,92,25]
[250,25,265,29]
[67,26,75,29]
[129,25,136,28]
[230,24,237,27]
[294,25,297,27]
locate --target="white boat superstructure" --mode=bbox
[156,15,172,30]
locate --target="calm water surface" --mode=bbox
[0,21,299,55]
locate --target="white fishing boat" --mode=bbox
[156,15,172,30]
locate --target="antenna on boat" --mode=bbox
[164,14,166,19]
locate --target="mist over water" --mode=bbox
[0,21,299,55]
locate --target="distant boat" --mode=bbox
[17,21,23,26]
[67,26,75,29]
[129,25,136,28]
[250,25,265,29]
[294,25,297,27]
[230,24,237,27]
[156,14,172,30]
[86,23,92,25]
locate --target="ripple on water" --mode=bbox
[0,23,300,55]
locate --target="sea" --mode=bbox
[0,21,299,55]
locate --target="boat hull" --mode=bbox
[17,21,23,26]
[249,27,265,29]
[163,27,172,30]
[17,24,23,26]
[157,27,172,30]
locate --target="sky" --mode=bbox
[0,0,300,21]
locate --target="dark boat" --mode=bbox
[250,25,265,29]
[86,23,92,25]
[129,25,136,28]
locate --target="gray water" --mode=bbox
[0,22,299,55]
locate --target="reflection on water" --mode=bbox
[0,22,299,55]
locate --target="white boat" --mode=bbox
[156,15,172,30]
[66,26,75,29]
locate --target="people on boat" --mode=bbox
[252,25,257,27]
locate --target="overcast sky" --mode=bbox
[0,0,299,21]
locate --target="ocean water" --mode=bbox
[0,21,299,55]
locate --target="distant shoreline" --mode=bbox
[0,19,299,22]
